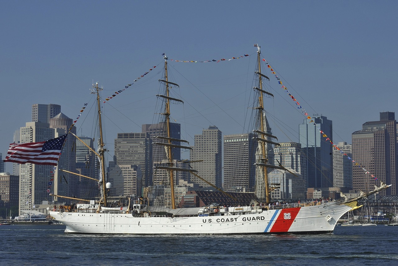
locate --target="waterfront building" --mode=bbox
[0,172,19,209]
[299,115,333,189]
[306,187,344,200]
[223,133,256,192]
[333,142,352,190]
[352,112,397,195]
[189,126,222,188]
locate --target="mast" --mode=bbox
[155,54,228,209]
[92,82,107,207]
[254,44,275,204]
[164,55,176,209]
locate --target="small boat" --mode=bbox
[361,223,377,226]
[341,221,362,226]
[387,223,398,226]
[0,222,11,225]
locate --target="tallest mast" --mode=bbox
[253,44,279,204]
[257,45,270,204]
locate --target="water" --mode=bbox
[1,224,397,265]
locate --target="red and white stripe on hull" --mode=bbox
[264,208,301,233]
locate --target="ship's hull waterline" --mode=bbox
[50,202,352,234]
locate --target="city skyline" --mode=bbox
[1,103,396,177]
[1,1,398,174]
[2,107,397,218]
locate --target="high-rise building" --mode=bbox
[190,126,222,188]
[352,112,397,195]
[270,142,306,200]
[32,104,61,124]
[114,133,152,188]
[223,133,256,192]
[268,170,305,201]
[50,113,77,200]
[108,165,141,197]
[75,136,98,199]
[18,105,78,215]
[12,130,20,176]
[0,153,4,173]
[19,121,55,215]
[0,172,19,209]
[333,142,352,190]
[142,122,181,162]
[299,115,333,189]
[273,142,306,175]
[142,122,181,186]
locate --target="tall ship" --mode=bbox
[49,46,390,234]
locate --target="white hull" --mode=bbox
[50,202,352,234]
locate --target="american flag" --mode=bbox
[4,134,67,166]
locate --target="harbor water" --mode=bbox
[0,224,397,265]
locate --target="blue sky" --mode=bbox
[1,1,398,172]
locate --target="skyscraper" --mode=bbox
[0,172,19,209]
[142,122,181,186]
[268,170,306,201]
[114,132,152,188]
[352,112,397,195]
[0,153,4,173]
[333,142,352,190]
[18,104,78,214]
[142,122,181,162]
[19,121,55,215]
[108,165,141,197]
[32,104,61,124]
[50,113,77,200]
[273,142,305,175]
[299,115,333,189]
[223,133,256,192]
[12,130,20,176]
[190,126,222,188]
[270,142,306,200]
